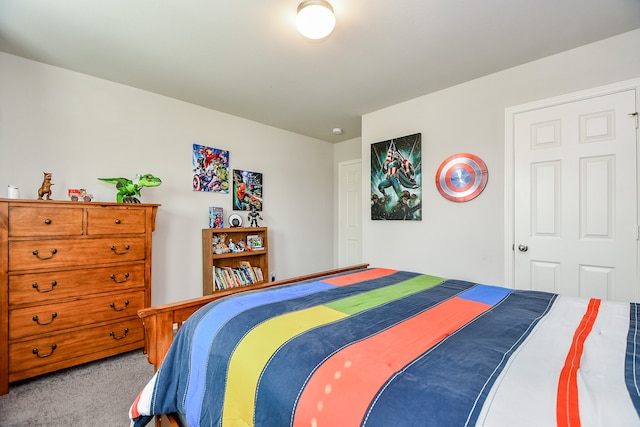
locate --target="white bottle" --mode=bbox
[7,185,19,199]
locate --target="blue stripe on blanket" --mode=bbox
[626,303,640,412]
[361,290,556,427]
[148,278,341,422]
[253,279,477,426]
[458,284,513,305]
[192,270,422,426]
[184,280,336,425]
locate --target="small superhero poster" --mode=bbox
[370,133,422,220]
[209,206,224,228]
[233,169,263,211]
[192,144,230,193]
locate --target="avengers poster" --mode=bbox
[192,144,230,193]
[371,133,422,220]
[233,169,263,211]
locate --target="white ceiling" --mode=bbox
[1,0,639,143]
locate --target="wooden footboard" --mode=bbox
[138,264,369,371]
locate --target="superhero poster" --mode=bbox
[192,144,230,193]
[370,133,422,220]
[233,169,263,211]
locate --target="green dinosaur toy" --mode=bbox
[98,173,162,203]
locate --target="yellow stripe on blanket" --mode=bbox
[222,305,346,426]
[221,274,444,426]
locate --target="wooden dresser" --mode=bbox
[0,199,159,395]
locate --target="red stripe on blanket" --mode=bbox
[292,296,490,426]
[130,390,143,419]
[321,268,398,286]
[557,298,601,427]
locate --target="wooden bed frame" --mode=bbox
[136,264,369,427]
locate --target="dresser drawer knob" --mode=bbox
[110,328,130,340]
[32,280,58,293]
[32,344,57,358]
[32,312,58,325]
[115,219,121,224]
[44,218,52,225]
[32,248,58,260]
[110,245,130,255]
[110,300,130,311]
[110,272,130,283]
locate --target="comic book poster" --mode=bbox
[192,144,229,193]
[233,169,263,211]
[209,206,224,228]
[370,133,422,220]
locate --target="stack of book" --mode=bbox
[213,261,264,291]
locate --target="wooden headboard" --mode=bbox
[138,264,369,370]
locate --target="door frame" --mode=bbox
[504,78,640,288]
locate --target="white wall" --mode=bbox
[3,29,639,304]
[362,29,640,286]
[0,52,335,305]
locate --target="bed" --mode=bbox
[130,264,640,426]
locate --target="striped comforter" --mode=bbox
[130,268,640,426]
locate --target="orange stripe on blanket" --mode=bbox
[292,297,490,427]
[321,268,398,286]
[130,393,142,419]
[557,298,601,427]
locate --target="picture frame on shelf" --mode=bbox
[246,234,263,250]
[209,206,224,228]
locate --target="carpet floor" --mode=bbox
[0,350,155,427]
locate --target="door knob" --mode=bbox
[517,244,528,252]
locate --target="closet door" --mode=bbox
[513,89,638,302]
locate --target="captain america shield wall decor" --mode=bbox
[435,153,488,202]
[370,133,422,220]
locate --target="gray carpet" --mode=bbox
[0,350,155,427]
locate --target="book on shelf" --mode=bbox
[212,263,264,292]
[238,261,254,283]
[209,206,224,228]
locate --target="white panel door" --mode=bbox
[338,160,362,267]
[514,90,638,301]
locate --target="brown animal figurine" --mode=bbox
[37,172,54,200]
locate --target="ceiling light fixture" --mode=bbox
[296,0,336,40]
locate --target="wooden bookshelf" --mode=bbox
[201,227,269,295]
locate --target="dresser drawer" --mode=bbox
[9,317,144,375]
[9,263,146,305]
[8,236,146,271]
[87,207,146,235]
[9,290,144,339]
[8,206,83,237]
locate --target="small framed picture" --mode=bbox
[233,169,263,211]
[209,206,224,228]
[246,235,263,250]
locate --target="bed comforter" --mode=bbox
[130,268,640,426]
